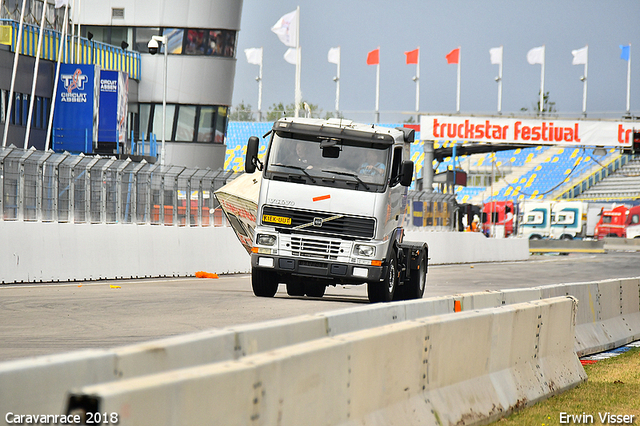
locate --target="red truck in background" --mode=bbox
[595,205,628,239]
[482,201,516,237]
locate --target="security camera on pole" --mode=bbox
[148,35,168,166]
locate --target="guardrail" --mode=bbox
[1,277,638,426]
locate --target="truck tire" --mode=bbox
[252,268,279,297]
[305,283,326,298]
[403,256,427,300]
[286,277,305,297]
[368,255,397,303]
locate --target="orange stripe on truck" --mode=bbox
[313,194,331,202]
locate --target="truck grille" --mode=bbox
[290,236,341,260]
[262,206,375,239]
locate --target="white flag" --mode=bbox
[328,47,340,64]
[54,0,68,8]
[489,46,503,65]
[284,47,296,64]
[571,45,588,65]
[527,46,545,65]
[244,47,263,65]
[271,10,297,48]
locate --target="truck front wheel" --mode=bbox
[368,255,397,303]
[252,268,279,297]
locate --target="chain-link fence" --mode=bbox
[0,146,239,226]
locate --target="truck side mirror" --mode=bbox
[399,160,414,187]
[244,136,260,173]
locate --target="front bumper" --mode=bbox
[251,253,384,283]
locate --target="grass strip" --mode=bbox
[493,347,640,425]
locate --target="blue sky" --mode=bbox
[232,1,639,122]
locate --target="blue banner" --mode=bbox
[98,70,128,144]
[52,64,100,153]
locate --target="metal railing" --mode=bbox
[0,19,141,80]
[0,146,238,226]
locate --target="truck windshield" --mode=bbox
[264,132,390,191]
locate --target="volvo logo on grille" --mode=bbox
[313,217,323,227]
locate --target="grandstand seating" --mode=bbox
[576,158,640,201]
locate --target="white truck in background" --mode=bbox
[518,200,609,240]
[243,118,428,303]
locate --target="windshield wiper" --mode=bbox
[321,169,369,190]
[270,163,316,183]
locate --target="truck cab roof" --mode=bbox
[272,117,413,147]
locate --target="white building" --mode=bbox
[79,0,243,168]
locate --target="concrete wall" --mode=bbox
[404,230,529,264]
[0,224,527,284]
[0,222,250,283]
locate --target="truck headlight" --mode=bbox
[353,244,375,257]
[256,233,277,246]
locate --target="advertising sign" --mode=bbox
[52,64,100,153]
[421,115,636,148]
[98,70,129,144]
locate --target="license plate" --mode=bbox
[262,214,292,225]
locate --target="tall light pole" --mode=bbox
[148,35,168,166]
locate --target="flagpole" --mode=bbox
[415,46,420,117]
[456,46,461,113]
[45,3,69,151]
[497,46,503,114]
[375,46,380,123]
[70,0,75,63]
[75,0,82,63]
[582,45,588,116]
[626,44,631,114]
[257,48,263,121]
[2,0,27,148]
[540,45,545,113]
[335,47,340,114]
[24,0,49,149]
[293,5,301,118]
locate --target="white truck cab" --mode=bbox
[244,118,428,303]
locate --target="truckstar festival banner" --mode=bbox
[421,115,635,148]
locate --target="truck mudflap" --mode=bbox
[398,241,429,274]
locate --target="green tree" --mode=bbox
[520,91,557,116]
[266,101,324,121]
[403,116,417,124]
[229,101,254,121]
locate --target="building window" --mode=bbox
[163,28,184,54]
[151,104,176,140]
[175,105,196,141]
[185,30,207,55]
[135,27,160,52]
[197,106,215,142]
[215,106,227,143]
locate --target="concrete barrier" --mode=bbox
[65,298,585,426]
[403,231,529,264]
[2,277,638,424]
[0,222,251,283]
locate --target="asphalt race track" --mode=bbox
[1,252,639,361]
